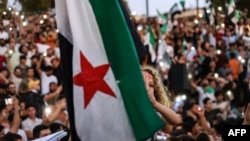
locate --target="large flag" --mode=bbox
[55,0,165,141]
[118,0,147,64]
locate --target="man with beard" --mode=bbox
[43,82,62,106]
[36,54,58,95]
[6,82,18,98]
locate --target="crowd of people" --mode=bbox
[0,2,249,141]
[136,6,250,141]
[0,8,70,141]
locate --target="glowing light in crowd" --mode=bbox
[15,11,19,16]
[175,94,187,102]
[8,50,13,55]
[188,73,192,79]
[221,23,225,28]
[216,49,221,55]
[45,107,52,117]
[227,90,232,96]
[191,46,195,50]
[217,6,222,11]
[22,21,27,26]
[214,73,219,78]
[56,29,59,33]
[137,25,143,31]
[21,15,24,19]
[206,9,210,14]
[241,59,246,64]
[40,20,44,24]
[9,27,12,31]
[198,13,203,18]
[131,11,137,16]
[2,11,6,15]
[181,95,187,101]
[159,61,165,67]
[238,56,245,64]
[158,39,162,43]
[8,7,12,11]
[194,19,199,24]
[43,14,47,19]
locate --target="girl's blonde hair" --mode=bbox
[142,65,172,107]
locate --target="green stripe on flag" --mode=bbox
[147,25,156,48]
[89,0,165,140]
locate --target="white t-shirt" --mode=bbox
[4,128,28,141]
[0,31,9,40]
[41,71,58,95]
[36,43,50,54]
[21,117,43,133]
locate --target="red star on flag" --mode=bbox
[73,51,116,109]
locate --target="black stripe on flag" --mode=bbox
[118,0,147,65]
[58,33,81,141]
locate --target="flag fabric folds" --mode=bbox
[55,0,165,140]
[145,25,156,63]
[157,9,167,24]
[227,0,235,16]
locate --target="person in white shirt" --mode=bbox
[21,104,43,140]
[36,55,58,95]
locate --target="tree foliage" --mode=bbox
[18,0,52,13]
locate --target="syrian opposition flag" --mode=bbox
[179,0,185,11]
[227,0,235,16]
[145,25,156,63]
[169,3,181,21]
[55,0,164,141]
[156,9,167,24]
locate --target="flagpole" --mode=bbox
[196,0,199,17]
[146,0,149,17]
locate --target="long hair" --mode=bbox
[141,65,171,107]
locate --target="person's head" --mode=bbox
[203,97,213,111]
[6,82,16,96]
[182,116,202,136]
[26,104,37,119]
[26,67,34,78]
[0,67,10,78]
[31,55,39,64]
[141,65,171,107]
[46,48,55,57]
[214,90,225,102]
[56,94,67,110]
[49,82,58,92]
[49,122,70,141]
[44,66,54,76]
[226,72,233,81]
[51,57,60,68]
[33,124,51,139]
[13,66,22,78]
[2,132,23,141]
[19,55,27,65]
[209,60,216,69]
[201,78,209,88]
[195,132,210,141]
